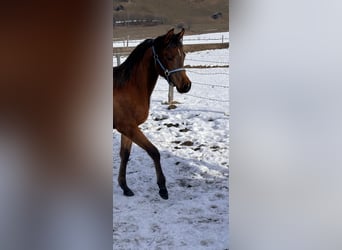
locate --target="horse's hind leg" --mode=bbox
[118,134,134,196]
[127,127,168,200]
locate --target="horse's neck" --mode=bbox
[139,48,159,98]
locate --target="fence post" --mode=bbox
[168,85,174,104]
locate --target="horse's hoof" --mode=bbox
[159,188,168,200]
[123,189,134,197]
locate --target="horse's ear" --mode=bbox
[164,28,174,44]
[177,28,185,40]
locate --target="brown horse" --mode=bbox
[113,28,191,200]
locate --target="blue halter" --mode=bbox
[151,45,186,86]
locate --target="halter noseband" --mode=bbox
[151,45,186,86]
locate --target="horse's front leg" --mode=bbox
[126,127,168,200]
[118,134,134,196]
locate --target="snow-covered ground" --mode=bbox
[113,35,229,249]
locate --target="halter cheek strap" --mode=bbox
[151,45,186,86]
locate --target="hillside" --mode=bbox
[113,0,229,39]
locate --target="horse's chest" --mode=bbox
[113,86,151,128]
[125,89,151,125]
[116,97,149,125]
[133,103,149,125]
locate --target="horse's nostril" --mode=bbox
[184,82,191,92]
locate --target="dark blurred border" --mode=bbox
[0,1,112,249]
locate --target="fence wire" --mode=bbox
[192,81,229,89]
[185,58,229,64]
[186,69,229,75]
[184,93,229,103]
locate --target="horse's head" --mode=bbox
[153,28,191,93]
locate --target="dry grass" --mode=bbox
[113,0,229,39]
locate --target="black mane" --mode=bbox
[113,39,154,88]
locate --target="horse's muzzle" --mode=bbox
[176,81,191,93]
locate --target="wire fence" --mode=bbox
[114,43,229,105]
[167,69,229,104]
[191,81,229,88]
[185,58,228,64]
[154,89,229,103]
[186,69,229,75]
[183,93,229,103]
[114,63,229,104]
[114,54,229,67]
[113,37,229,42]
[113,35,229,47]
